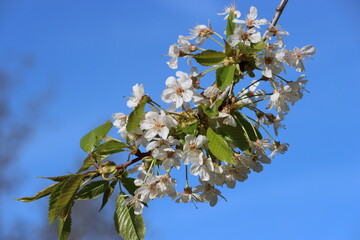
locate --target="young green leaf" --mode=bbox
[48,174,85,224]
[114,194,146,240]
[237,42,258,55]
[216,65,236,90]
[183,124,199,136]
[200,105,218,118]
[193,50,226,66]
[48,182,65,223]
[16,182,61,202]
[96,140,128,155]
[38,175,75,182]
[207,127,236,164]
[226,11,236,38]
[224,40,234,57]
[58,210,72,240]
[75,180,109,200]
[251,40,266,52]
[126,96,148,134]
[99,180,117,212]
[76,152,110,173]
[233,112,262,141]
[218,123,251,151]
[80,121,113,153]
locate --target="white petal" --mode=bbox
[182,90,194,102]
[248,6,258,20]
[165,76,178,88]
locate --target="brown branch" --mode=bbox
[83,150,151,177]
[116,151,151,174]
[270,0,289,27]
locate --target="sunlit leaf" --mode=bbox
[126,96,148,133]
[218,123,251,151]
[233,112,262,141]
[16,182,61,202]
[193,50,226,66]
[48,174,85,224]
[58,210,72,240]
[76,152,110,173]
[207,127,236,164]
[96,140,128,155]
[75,180,109,200]
[237,42,258,55]
[38,175,74,182]
[216,65,236,90]
[114,194,146,240]
[251,40,266,52]
[226,11,236,38]
[80,121,113,153]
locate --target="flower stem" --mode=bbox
[208,35,225,48]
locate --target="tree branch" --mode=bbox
[116,151,151,174]
[271,0,289,27]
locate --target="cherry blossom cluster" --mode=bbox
[112,4,316,214]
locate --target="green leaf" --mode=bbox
[183,124,199,135]
[226,11,236,38]
[212,99,224,112]
[80,121,113,153]
[126,96,148,133]
[224,40,234,57]
[251,40,266,52]
[38,175,75,182]
[193,50,226,66]
[218,123,251,151]
[99,180,117,212]
[233,112,262,141]
[58,210,72,240]
[76,152,110,173]
[120,177,138,196]
[75,180,109,200]
[207,127,236,164]
[237,42,258,55]
[48,182,65,223]
[114,194,146,240]
[216,65,236,90]
[200,105,217,118]
[48,174,85,224]
[96,140,128,155]
[16,182,61,202]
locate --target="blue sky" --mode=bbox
[1,0,360,239]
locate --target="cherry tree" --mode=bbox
[17,1,316,239]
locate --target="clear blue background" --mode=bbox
[1,0,359,239]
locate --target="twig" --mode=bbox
[263,0,289,40]
[271,0,289,27]
[116,151,151,174]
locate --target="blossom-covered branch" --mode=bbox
[17,2,316,240]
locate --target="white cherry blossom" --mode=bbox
[233,6,267,29]
[190,152,215,182]
[166,43,179,69]
[187,24,213,45]
[162,71,194,111]
[218,3,241,20]
[123,194,145,215]
[140,111,178,141]
[228,24,261,46]
[285,45,316,72]
[183,134,208,165]
[127,83,145,108]
[193,182,224,207]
